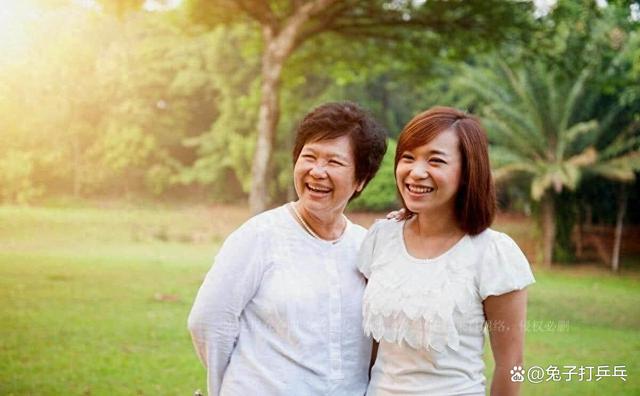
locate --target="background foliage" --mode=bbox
[0,0,638,255]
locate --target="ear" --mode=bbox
[356,180,366,193]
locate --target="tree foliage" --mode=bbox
[451,0,640,264]
[1,0,638,234]
[349,139,398,211]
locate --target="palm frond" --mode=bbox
[559,120,599,157]
[483,109,544,160]
[589,152,640,182]
[558,66,592,132]
[531,173,554,201]
[497,61,547,138]
[567,146,598,167]
[484,101,546,154]
[492,163,534,183]
[526,62,556,139]
[456,65,510,107]
[561,163,582,190]
[489,145,532,168]
[598,129,640,160]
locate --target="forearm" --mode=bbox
[484,290,528,396]
[187,264,247,393]
[188,221,265,395]
[188,297,239,395]
[490,363,522,396]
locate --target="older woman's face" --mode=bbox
[294,135,364,216]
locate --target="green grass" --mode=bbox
[484,268,640,395]
[0,205,224,395]
[1,204,638,395]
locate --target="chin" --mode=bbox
[401,202,420,214]
[403,200,431,214]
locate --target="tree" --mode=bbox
[179,25,262,201]
[0,3,108,199]
[183,0,532,213]
[450,0,640,268]
[456,58,640,267]
[0,2,226,201]
[91,11,221,196]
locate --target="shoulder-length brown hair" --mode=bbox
[395,106,495,235]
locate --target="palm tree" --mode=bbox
[456,60,640,267]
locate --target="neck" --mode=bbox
[294,201,346,240]
[411,207,461,238]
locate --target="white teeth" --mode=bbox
[307,184,331,193]
[407,184,434,194]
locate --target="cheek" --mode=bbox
[395,165,407,184]
[338,169,358,191]
[293,162,306,183]
[447,169,463,192]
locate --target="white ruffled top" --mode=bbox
[358,219,535,395]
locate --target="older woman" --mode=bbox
[359,106,535,395]
[188,102,387,395]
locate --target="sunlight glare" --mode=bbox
[0,0,43,59]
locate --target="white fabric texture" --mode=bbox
[358,219,535,396]
[188,204,371,396]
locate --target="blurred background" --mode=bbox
[0,0,639,394]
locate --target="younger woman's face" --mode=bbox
[395,128,462,216]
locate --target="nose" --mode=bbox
[309,164,328,178]
[409,162,429,179]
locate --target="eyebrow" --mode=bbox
[406,148,450,157]
[331,154,350,162]
[428,150,449,157]
[302,147,350,162]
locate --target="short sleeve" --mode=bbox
[357,220,384,279]
[477,231,535,300]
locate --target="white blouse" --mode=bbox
[358,219,535,396]
[188,205,371,396]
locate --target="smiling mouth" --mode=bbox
[307,183,332,193]
[406,184,435,194]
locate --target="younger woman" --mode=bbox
[359,106,535,395]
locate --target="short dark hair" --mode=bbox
[395,106,496,235]
[293,101,388,200]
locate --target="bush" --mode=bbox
[349,139,398,211]
[0,150,43,204]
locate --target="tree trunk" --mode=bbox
[585,204,593,229]
[72,133,81,197]
[611,185,627,272]
[575,203,583,259]
[249,29,284,214]
[541,192,556,268]
[247,0,339,215]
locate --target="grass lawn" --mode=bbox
[0,204,638,395]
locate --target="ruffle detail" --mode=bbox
[362,233,478,352]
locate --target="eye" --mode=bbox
[430,158,446,164]
[401,153,414,161]
[329,159,345,166]
[301,153,315,159]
